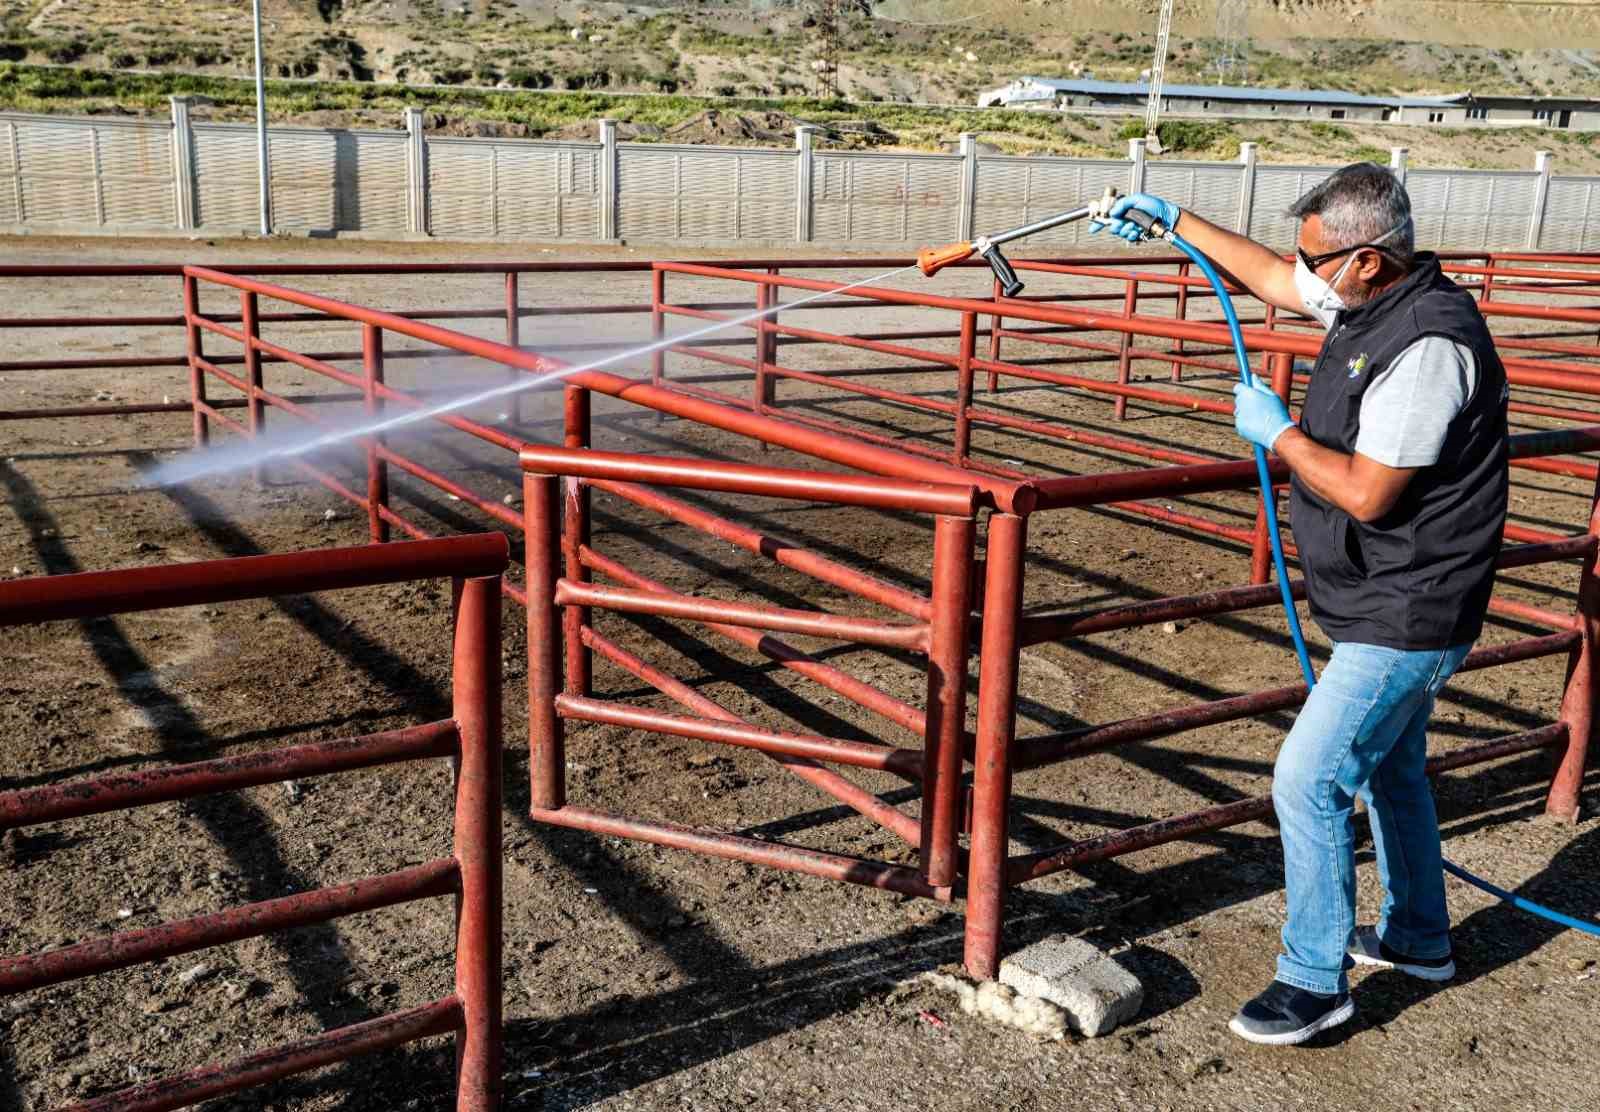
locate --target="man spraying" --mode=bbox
[1097,163,1510,1045]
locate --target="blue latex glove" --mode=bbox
[1092,193,1181,244]
[1232,381,1294,450]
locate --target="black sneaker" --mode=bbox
[1228,980,1355,1046]
[1347,925,1455,981]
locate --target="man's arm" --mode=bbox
[1103,196,1301,313]
[1232,381,1418,523]
[1272,428,1417,524]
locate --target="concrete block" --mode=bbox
[998,935,1144,1038]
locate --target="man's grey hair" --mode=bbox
[1288,162,1415,268]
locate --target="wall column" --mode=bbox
[169,96,197,231]
[599,118,618,241]
[1528,149,1554,250]
[1236,140,1257,236]
[1390,145,1408,186]
[795,125,818,243]
[404,107,428,236]
[958,131,977,241]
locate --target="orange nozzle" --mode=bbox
[918,240,974,278]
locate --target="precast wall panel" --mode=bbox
[192,124,267,231]
[1144,160,1245,231]
[427,137,601,239]
[970,157,1131,248]
[618,145,797,242]
[267,128,338,232]
[813,152,963,244]
[2,114,173,229]
[1540,176,1600,251]
[1408,169,1538,252]
[334,130,411,234]
[1249,164,1334,248]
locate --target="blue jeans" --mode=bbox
[1272,640,1471,994]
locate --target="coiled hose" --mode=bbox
[1160,227,1600,939]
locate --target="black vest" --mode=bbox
[1289,254,1509,650]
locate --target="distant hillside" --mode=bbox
[1,1,1597,105]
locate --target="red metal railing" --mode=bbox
[0,534,507,1112]
[165,260,1600,984]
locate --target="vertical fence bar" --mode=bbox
[754,278,772,418]
[1113,278,1138,421]
[952,311,977,466]
[1249,352,1293,585]
[650,266,667,408]
[525,473,565,811]
[964,512,1027,980]
[182,273,209,447]
[1170,261,1189,382]
[505,271,522,426]
[1551,474,1600,820]
[240,291,265,441]
[921,514,975,889]
[987,274,1004,392]
[240,289,266,487]
[760,266,780,417]
[451,573,503,1112]
[562,387,592,700]
[363,323,390,544]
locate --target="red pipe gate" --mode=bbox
[0,536,507,1111]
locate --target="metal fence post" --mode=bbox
[450,572,504,1110]
[1128,137,1148,195]
[958,131,977,241]
[363,323,390,544]
[1528,149,1554,250]
[795,125,817,243]
[168,96,197,231]
[599,118,618,241]
[922,514,975,890]
[404,107,428,236]
[182,273,209,448]
[965,512,1028,980]
[1236,140,1257,235]
[525,474,565,813]
[1390,146,1408,186]
[1551,472,1600,821]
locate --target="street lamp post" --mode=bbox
[252,0,272,235]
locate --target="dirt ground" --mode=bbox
[2,233,1599,1112]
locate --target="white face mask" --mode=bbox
[1294,251,1358,327]
[1294,219,1410,327]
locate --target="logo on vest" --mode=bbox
[1347,353,1369,379]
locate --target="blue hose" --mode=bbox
[1161,228,1599,940]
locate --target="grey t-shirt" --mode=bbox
[1310,300,1477,468]
[1353,336,1477,468]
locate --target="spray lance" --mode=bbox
[916,189,1600,940]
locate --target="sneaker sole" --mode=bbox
[1228,998,1356,1046]
[1349,950,1456,982]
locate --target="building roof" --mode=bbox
[1018,77,1462,109]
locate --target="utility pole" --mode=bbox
[1214,0,1249,85]
[814,0,839,98]
[252,0,272,236]
[1143,0,1174,153]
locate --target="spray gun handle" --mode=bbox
[1120,207,1170,241]
[980,244,1026,298]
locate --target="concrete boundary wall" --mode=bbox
[0,103,1581,252]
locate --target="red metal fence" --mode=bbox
[10,250,1600,994]
[0,535,507,1112]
